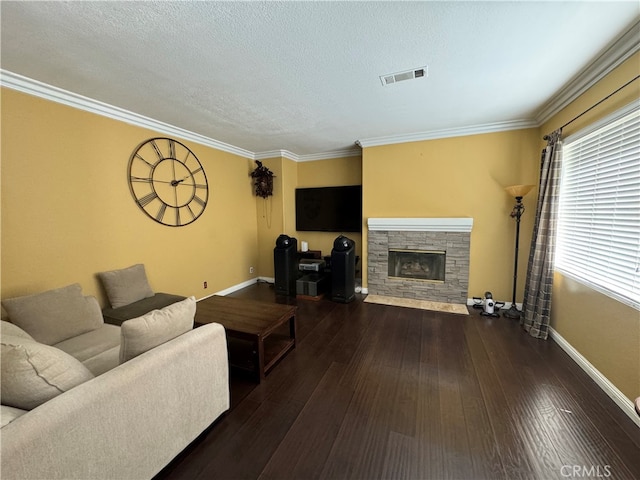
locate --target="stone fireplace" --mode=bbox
[367,218,473,304]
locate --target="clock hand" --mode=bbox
[131,176,193,186]
[131,176,177,185]
[171,175,198,186]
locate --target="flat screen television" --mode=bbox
[295,185,362,232]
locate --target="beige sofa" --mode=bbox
[1,283,229,480]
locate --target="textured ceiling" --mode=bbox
[1,1,638,157]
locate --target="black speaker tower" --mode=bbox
[331,235,356,303]
[274,234,298,296]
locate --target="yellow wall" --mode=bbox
[361,129,540,300]
[254,156,288,278]
[281,157,298,234]
[0,89,361,300]
[540,53,640,401]
[1,88,258,306]
[295,157,363,264]
[255,155,363,278]
[553,273,639,400]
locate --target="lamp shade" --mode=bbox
[505,184,535,198]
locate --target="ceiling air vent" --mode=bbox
[380,66,428,86]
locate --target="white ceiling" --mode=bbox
[1,1,638,158]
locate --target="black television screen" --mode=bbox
[295,185,362,232]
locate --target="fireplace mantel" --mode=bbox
[367,217,473,232]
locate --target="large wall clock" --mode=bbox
[128,137,209,227]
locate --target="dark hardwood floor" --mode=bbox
[156,283,640,480]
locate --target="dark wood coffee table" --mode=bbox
[195,295,297,382]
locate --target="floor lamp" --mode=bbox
[504,184,535,319]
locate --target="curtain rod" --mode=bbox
[543,74,640,140]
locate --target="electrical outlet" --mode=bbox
[203,281,208,289]
[249,266,254,274]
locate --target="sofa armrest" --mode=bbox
[1,323,229,480]
[102,292,186,325]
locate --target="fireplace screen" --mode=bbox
[388,249,445,282]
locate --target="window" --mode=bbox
[555,102,640,310]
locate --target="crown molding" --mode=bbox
[1,70,361,164]
[356,119,537,148]
[535,19,640,126]
[253,150,298,161]
[0,69,255,160]
[4,11,637,162]
[357,19,640,150]
[297,148,361,162]
[254,147,361,162]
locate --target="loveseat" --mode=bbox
[1,278,229,480]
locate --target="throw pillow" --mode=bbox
[120,296,196,363]
[98,264,154,309]
[1,335,94,410]
[2,284,104,345]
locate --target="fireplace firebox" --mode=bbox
[388,249,445,282]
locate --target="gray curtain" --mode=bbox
[521,130,563,339]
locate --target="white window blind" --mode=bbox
[555,102,640,310]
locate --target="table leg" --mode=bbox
[289,315,297,348]
[256,337,265,382]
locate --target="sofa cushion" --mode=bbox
[1,335,94,410]
[0,320,35,342]
[98,264,154,309]
[1,405,27,428]
[54,324,121,376]
[120,296,196,363]
[79,346,121,377]
[1,284,104,345]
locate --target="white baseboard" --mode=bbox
[361,287,369,294]
[196,277,279,302]
[215,278,261,296]
[197,278,259,301]
[549,327,640,428]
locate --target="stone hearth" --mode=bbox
[367,218,473,304]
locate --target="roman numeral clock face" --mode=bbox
[128,138,209,226]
